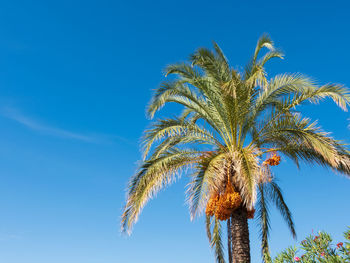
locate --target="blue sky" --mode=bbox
[0,0,349,262]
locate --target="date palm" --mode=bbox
[121,35,350,263]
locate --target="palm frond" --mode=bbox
[234,146,260,209]
[278,143,350,177]
[187,152,226,219]
[267,181,296,238]
[259,113,349,169]
[142,117,220,159]
[211,217,226,263]
[121,149,201,233]
[206,215,213,242]
[256,184,271,262]
[253,34,275,64]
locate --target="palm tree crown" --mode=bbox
[121,35,350,262]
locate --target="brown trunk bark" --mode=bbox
[227,218,232,263]
[230,206,250,263]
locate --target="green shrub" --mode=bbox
[266,227,350,263]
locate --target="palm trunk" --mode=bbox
[230,206,250,263]
[227,218,232,263]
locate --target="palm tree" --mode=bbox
[121,35,350,263]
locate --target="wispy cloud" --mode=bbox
[1,106,133,145]
[0,233,23,241]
